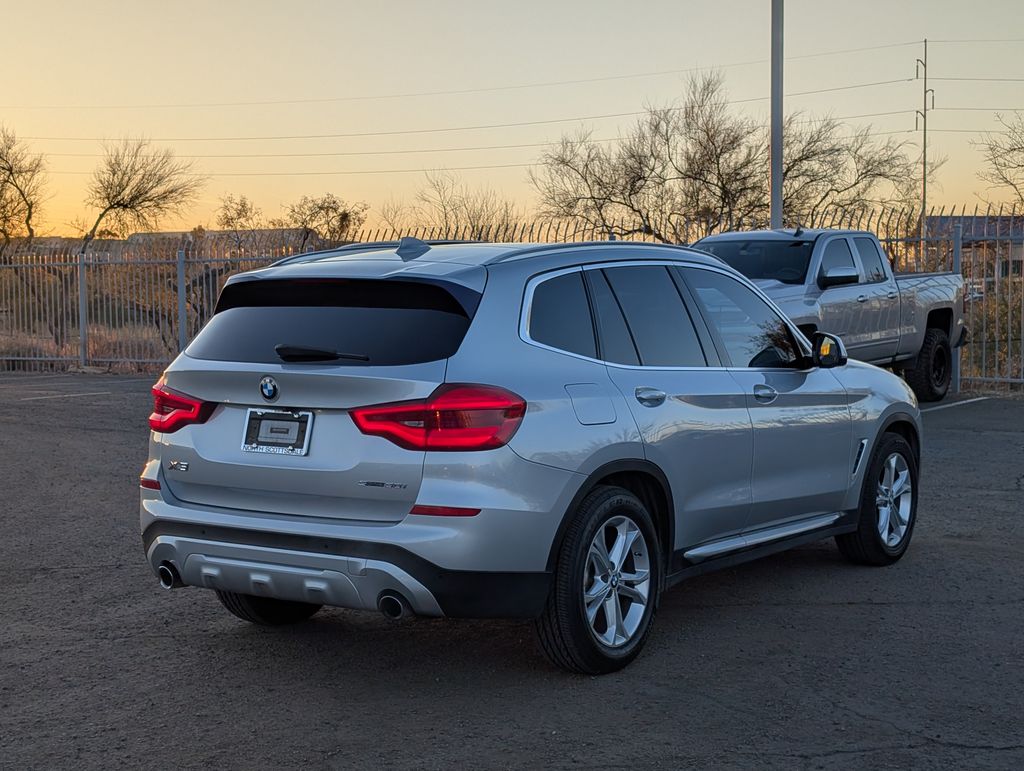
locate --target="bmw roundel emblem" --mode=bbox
[259,376,279,401]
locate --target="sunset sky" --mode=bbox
[4,0,1023,234]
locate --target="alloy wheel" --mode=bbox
[583,515,651,648]
[876,452,913,547]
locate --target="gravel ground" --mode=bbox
[1,374,1022,770]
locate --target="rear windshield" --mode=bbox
[186,278,475,366]
[698,239,815,285]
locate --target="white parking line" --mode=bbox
[18,391,111,401]
[921,396,990,413]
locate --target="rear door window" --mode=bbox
[528,271,597,358]
[585,270,640,365]
[601,266,706,367]
[187,278,475,366]
[853,237,890,283]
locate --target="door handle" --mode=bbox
[634,387,667,407]
[752,384,778,404]
[887,290,898,299]
[856,294,868,303]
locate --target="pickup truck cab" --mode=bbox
[694,229,968,401]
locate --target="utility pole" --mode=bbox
[770,0,784,229]
[915,39,935,239]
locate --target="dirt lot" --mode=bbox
[1,374,1022,769]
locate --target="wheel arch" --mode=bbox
[879,413,921,466]
[926,307,954,339]
[545,459,675,573]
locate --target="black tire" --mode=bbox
[215,590,322,626]
[904,328,952,402]
[836,433,918,566]
[535,485,662,675]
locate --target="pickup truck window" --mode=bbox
[681,267,800,369]
[820,238,857,278]
[853,237,889,283]
[697,239,814,285]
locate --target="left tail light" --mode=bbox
[149,384,215,433]
[350,384,526,451]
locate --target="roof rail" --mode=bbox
[486,240,694,264]
[270,239,483,267]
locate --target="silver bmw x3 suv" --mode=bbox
[141,239,922,674]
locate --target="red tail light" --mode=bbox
[149,384,215,433]
[350,384,526,451]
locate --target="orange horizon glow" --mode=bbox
[5,0,1023,236]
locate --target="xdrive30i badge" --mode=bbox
[259,376,279,401]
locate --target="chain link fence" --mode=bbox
[1,206,1022,389]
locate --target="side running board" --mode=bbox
[683,512,842,563]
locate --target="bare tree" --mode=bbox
[54,139,205,352]
[410,171,522,238]
[0,127,60,350]
[782,117,918,223]
[975,112,1024,205]
[216,193,267,252]
[0,126,45,258]
[274,193,368,250]
[80,138,205,256]
[378,197,413,233]
[532,73,921,242]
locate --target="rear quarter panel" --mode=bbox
[894,272,965,357]
[445,262,644,477]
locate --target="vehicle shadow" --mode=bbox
[188,541,855,682]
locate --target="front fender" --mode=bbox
[830,361,922,511]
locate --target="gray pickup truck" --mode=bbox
[695,228,968,401]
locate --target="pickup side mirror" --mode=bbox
[812,332,848,368]
[818,266,860,289]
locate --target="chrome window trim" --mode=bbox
[519,258,816,372]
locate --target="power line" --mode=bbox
[44,129,921,177]
[42,138,608,159]
[931,77,1024,83]
[38,110,918,159]
[23,110,648,142]
[785,78,913,99]
[929,38,1024,43]
[21,78,917,143]
[48,162,537,177]
[2,41,919,111]
[929,128,999,133]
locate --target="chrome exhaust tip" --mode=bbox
[157,562,183,590]
[378,592,411,620]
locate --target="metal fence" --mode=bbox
[1,206,1022,389]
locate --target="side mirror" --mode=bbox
[818,266,859,289]
[812,332,848,368]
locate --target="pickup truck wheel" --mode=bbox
[836,433,918,566]
[904,328,951,402]
[535,486,661,675]
[215,591,322,626]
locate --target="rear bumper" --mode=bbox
[142,519,552,619]
[955,326,970,348]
